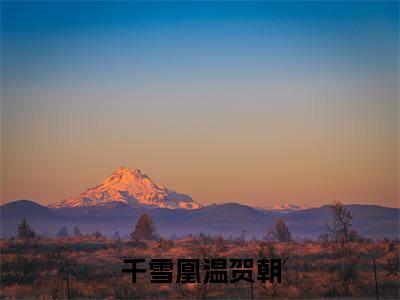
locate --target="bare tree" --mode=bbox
[92,228,104,239]
[327,200,358,245]
[327,201,361,296]
[113,230,121,241]
[57,226,69,238]
[73,226,82,237]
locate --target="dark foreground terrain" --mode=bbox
[1,236,399,299]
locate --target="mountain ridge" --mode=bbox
[1,199,398,239]
[49,166,202,210]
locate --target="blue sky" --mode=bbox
[2,1,398,84]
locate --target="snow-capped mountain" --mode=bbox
[257,203,311,214]
[49,166,202,210]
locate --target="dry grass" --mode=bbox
[0,236,399,299]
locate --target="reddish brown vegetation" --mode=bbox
[0,236,399,299]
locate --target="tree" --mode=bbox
[57,226,69,238]
[17,217,36,239]
[327,200,358,245]
[113,230,120,241]
[169,233,178,240]
[73,226,82,237]
[268,219,292,242]
[326,201,360,296]
[92,229,103,239]
[131,213,158,241]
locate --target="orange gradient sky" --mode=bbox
[2,78,398,208]
[1,2,399,208]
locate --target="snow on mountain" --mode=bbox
[257,203,312,214]
[49,166,202,210]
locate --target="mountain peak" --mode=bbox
[115,166,141,174]
[50,167,202,210]
[115,165,133,173]
[255,203,312,214]
[105,166,148,184]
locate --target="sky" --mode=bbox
[1,1,398,208]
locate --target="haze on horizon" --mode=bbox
[1,2,398,208]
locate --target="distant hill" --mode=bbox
[1,199,58,219]
[1,199,398,239]
[283,204,400,238]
